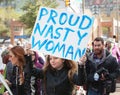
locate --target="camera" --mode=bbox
[96,67,109,79]
[96,67,116,93]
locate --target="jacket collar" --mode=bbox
[88,49,111,64]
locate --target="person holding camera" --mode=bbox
[82,37,120,95]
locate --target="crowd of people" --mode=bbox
[0,41,86,95]
[0,36,120,95]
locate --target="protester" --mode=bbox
[0,45,13,94]
[112,43,120,63]
[1,49,12,82]
[4,45,13,84]
[82,37,119,95]
[30,50,44,95]
[0,45,7,74]
[3,46,32,95]
[105,40,112,52]
[32,54,86,95]
[105,40,120,64]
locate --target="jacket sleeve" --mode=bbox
[85,61,95,82]
[72,65,86,86]
[32,68,44,79]
[108,56,120,80]
[23,55,33,95]
[6,62,13,81]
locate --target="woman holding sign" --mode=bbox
[32,55,86,95]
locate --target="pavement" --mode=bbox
[110,91,120,95]
[110,83,120,95]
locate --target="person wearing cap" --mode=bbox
[105,40,112,52]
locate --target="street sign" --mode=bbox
[14,35,30,39]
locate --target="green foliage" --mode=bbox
[19,0,59,34]
[0,7,21,36]
[0,24,8,34]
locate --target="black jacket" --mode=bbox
[32,65,86,95]
[86,49,120,91]
[9,55,32,95]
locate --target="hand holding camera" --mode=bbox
[94,67,109,81]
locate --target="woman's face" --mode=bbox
[49,55,64,70]
[9,51,18,65]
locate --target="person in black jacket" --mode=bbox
[32,55,86,95]
[82,37,120,95]
[3,46,32,95]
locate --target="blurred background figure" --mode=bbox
[86,44,92,56]
[6,44,13,50]
[30,50,44,95]
[16,41,21,46]
[0,49,9,94]
[112,43,120,64]
[105,40,112,52]
[0,44,13,94]
[0,45,6,74]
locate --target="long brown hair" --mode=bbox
[10,46,25,84]
[42,55,77,95]
[43,55,77,82]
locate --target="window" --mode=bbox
[14,26,21,32]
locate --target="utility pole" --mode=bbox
[82,0,85,14]
[116,0,119,43]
